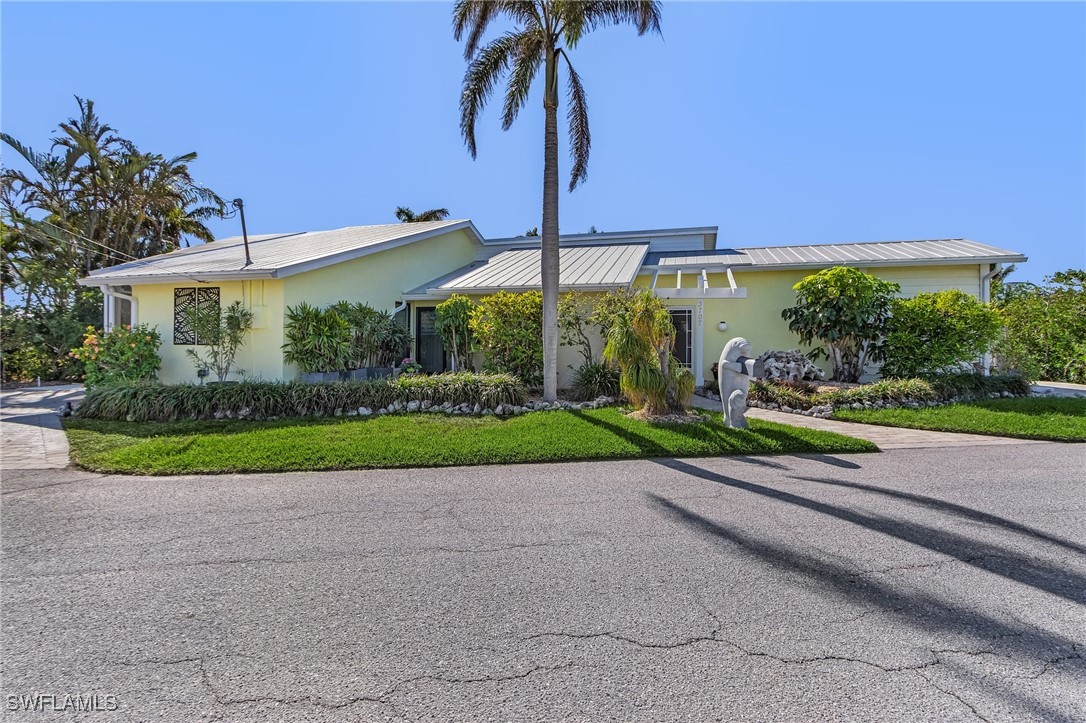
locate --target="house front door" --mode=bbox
[415,307,446,374]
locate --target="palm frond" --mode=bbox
[501,31,544,130]
[413,208,450,222]
[580,1,663,36]
[394,206,416,222]
[460,31,520,158]
[562,51,591,191]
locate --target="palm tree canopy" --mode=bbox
[395,206,451,223]
[454,0,661,191]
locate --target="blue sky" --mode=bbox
[2,1,1083,283]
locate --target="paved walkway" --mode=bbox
[692,395,1045,450]
[1033,380,1086,398]
[1,385,83,470]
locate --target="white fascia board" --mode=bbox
[274,221,482,279]
[78,270,278,286]
[732,254,1028,271]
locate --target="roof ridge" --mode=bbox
[733,238,974,251]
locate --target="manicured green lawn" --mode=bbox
[64,408,876,475]
[834,397,1086,442]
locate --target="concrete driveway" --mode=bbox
[2,444,1083,721]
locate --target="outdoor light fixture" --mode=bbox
[718,321,728,332]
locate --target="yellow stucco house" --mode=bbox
[79,220,1026,386]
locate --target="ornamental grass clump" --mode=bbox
[76,373,528,422]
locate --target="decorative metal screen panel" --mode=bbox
[173,287,220,345]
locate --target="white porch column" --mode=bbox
[695,299,704,385]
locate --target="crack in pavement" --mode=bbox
[916,672,992,722]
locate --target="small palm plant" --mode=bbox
[602,291,693,416]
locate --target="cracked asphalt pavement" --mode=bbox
[2,443,1084,721]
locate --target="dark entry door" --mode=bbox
[415,307,446,374]
[669,309,693,368]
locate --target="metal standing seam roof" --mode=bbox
[79,220,481,285]
[644,238,1026,270]
[413,244,649,295]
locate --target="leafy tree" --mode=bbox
[588,288,636,341]
[995,269,1086,382]
[282,303,352,374]
[186,300,255,382]
[394,206,450,223]
[1,97,224,380]
[469,290,544,386]
[603,290,692,415]
[434,294,475,371]
[454,0,662,402]
[781,266,900,382]
[881,289,1001,378]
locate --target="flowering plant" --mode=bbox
[399,356,423,375]
[70,324,162,387]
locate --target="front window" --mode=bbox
[173,287,220,345]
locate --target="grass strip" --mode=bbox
[833,397,1086,442]
[64,408,876,475]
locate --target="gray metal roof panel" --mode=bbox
[82,220,479,284]
[434,244,648,292]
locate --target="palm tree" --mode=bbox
[395,206,451,223]
[454,0,662,401]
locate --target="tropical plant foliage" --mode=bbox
[453,0,662,401]
[570,361,620,401]
[557,291,597,366]
[602,289,692,415]
[331,301,412,369]
[881,289,1001,379]
[394,206,450,223]
[282,303,352,374]
[469,290,544,386]
[69,324,162,387]
[748,374,1030,411]
[434,294,475,372]
[1,97,224,381]
[75,373,528,422]
[994,269,1086,382]
[185,300,255,382]
[781,266,900,382]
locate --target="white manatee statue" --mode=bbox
[718,337,754,429]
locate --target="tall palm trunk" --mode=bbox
[541,47,560,402]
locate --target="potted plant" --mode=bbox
[399,357,423,376]
[330,301,411,380]
[185,300,255,384]
[282,303,351,383]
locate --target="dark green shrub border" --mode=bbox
[749,374,1029,412]
[76,372,528,422]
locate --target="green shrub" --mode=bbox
[185,300,254,382]
[781,266,899,382]
[434,294,475,372]
[282,302,352,373]
[602,290,693,415]
[749,373,1029,411]
[70,324,162,387]
[571,362,620,401]
[994,269,1086,382]
[75,373,528,422]
[469,290,544,386]
[882,290,1001,378]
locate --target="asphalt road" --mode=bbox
[2,444,1084,722]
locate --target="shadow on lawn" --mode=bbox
[652,458,1086,606]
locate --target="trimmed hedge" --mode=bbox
[76,372,528,422]
[748,374,1029,412]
